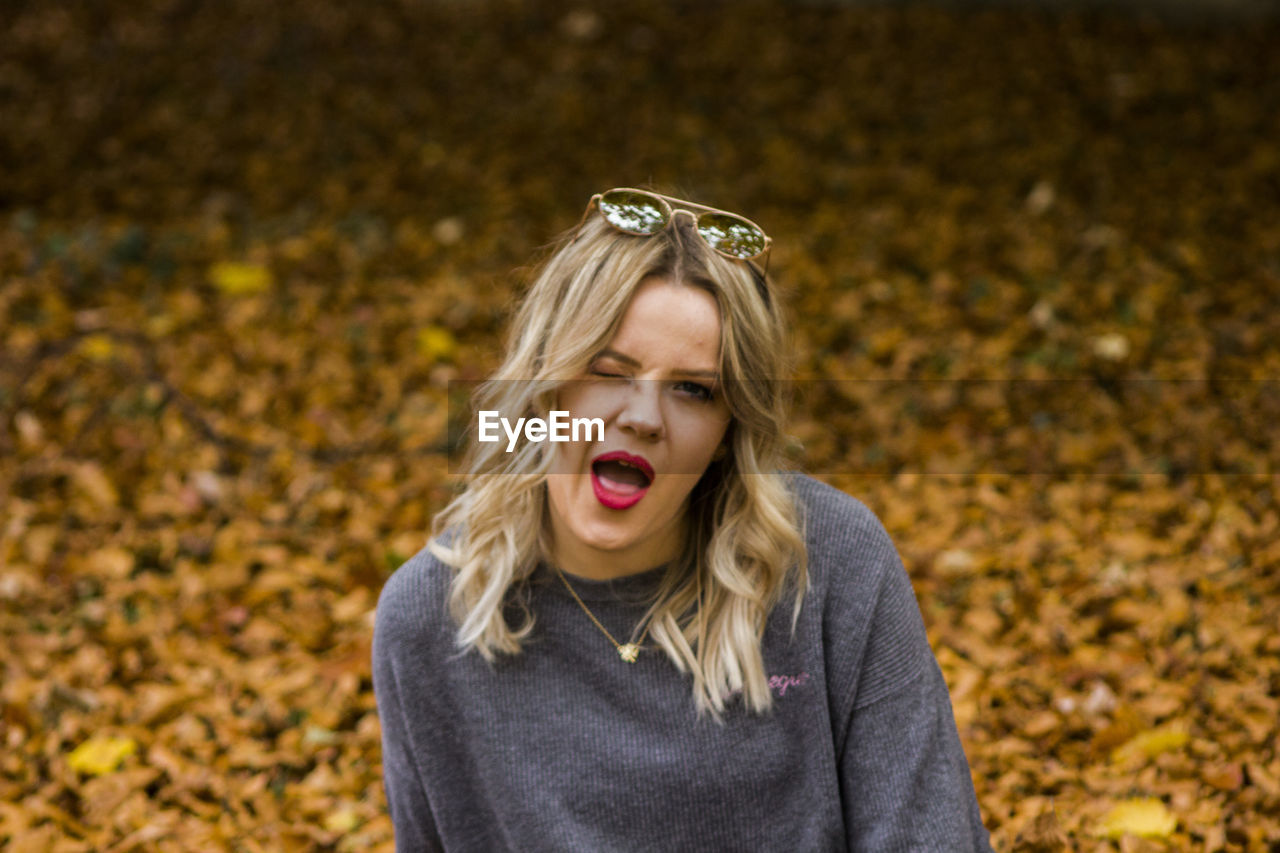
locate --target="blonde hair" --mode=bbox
[428,209,808,718]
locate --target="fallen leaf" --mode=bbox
[72,462,119,509]
[1202,762,1243,791]
[1092,333,1131,361]
[77,333,115,362]
[68,736,138,776]
[88,545,134,579]
[431,217,464,245]
[417,326,458,362]
[209,261,272,295]
[1095,798,1176,839]
[323,805,361,833]
[1111,722,1189,765]
[1011,805,1069,851]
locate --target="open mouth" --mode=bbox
[590,451,654,509]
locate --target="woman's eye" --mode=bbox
[675,381,715,402]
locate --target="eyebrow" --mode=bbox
[593,348,720,380]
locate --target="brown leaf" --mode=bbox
[1011,806,1069,852]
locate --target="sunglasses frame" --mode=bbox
[575,187,773,269]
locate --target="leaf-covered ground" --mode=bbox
[2,0,1278,849]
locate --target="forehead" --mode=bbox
[605,277,722,369]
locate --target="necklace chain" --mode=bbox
[553,566,654,663]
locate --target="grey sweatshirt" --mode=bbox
[373,473,994,851]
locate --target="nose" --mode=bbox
[616,381,664,441]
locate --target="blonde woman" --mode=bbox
[373,189,993,851]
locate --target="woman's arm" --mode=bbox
[372,570,445,853]
[839,657,992,850]
[833,535,993,851]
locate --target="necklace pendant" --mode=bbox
[617,643,640,663]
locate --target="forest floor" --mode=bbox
[2,0,1278,849]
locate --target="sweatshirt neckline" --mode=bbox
[535,560,669,604]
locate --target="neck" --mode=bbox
[551,547,674,581]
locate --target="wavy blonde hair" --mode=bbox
[428,207,807,718]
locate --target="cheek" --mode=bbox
[544,473,577,521]
[669,411,731,465]
[549,440,588,476]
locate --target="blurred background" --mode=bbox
[2,0,1278,849]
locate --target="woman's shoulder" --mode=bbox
[786,473,897,559]
[372,540,455,651]
[784,472,910,612]
[784,474,933,709]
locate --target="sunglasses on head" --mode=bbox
[576,188,773,267]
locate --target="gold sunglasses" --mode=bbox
[576,188,773,266]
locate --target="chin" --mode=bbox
[574,521,642,553]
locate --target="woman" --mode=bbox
[373,188,993,851]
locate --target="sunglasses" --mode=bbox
[576,188,773,264]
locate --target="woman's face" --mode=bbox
[546,275,732,580]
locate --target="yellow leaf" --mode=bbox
[1096,798,1176,839]
[209,262,272,295]
[68,736,137,776]
[417,326,458,362]
[1111,723,1189,764]
[77,333,115,362]
[323,806,360,833]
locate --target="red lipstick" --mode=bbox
[590,450,654,510]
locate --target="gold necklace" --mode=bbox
[553,566,654,663]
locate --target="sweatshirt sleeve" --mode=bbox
[372,563,445,853]
[836,550,994,852]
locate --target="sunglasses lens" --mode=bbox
[598,190,668,235]
[697,212,768,258]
